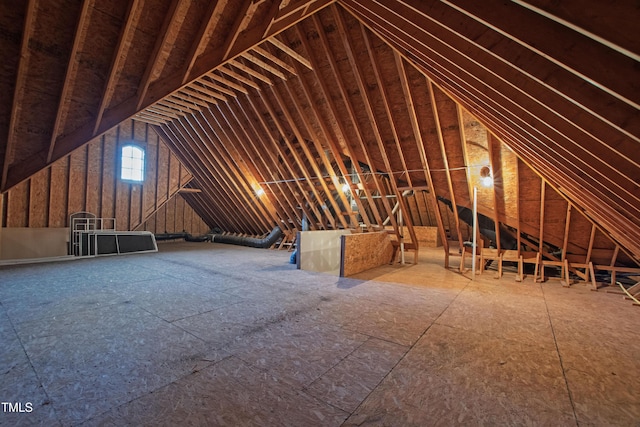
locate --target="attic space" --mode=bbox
[1,0,639,425]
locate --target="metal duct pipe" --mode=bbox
[211,226,283,249]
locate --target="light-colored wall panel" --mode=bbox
[299,229,352,276]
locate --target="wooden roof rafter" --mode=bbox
[341,0,640,260]
[267,36,313,70]
[136,0,186,110]
[229,100,306,227]
[278,72,359,229]
[218,66,262,90]
[207,103,287,231]
[241,52,289,80]
[288,26,373,230]
[393,51,450,264]
[333,5,401,233]
[307,13,385,226]
[229,59,274,85]
[31,1,335,188]
[251,46,298,75]
[189,110,277,231]
[220,100,302,229]
[171,118,267,233]
[2,0,38,190]
[239,93,324,229]
[207,71,250,94]
[47,0,95,164]
[268,83,346,229]
[199,76,238,97]
[157,124,246,232]
[93,0,143,136]
[181,0,230,85]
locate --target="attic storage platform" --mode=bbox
[70,212,157,257]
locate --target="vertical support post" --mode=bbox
[472,186,477,278]
[399,207,405,264]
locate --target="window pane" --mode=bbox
[121,145,144,182]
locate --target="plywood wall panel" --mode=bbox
[1,121,205,235]
[169,155,181,194]
[567,208,593,254]
[543,189,568,250]
[85,138,103,216]
[130,185,143,230]
[138,194,209,235]
[166,194,176,234]
[101,130,118,220]
[156,203,167,233]
[67,146,87,217]
[28,168,49,228]
[143,136,159,218]
[49,157,69,227]
[157,143,170,206]
[175,195,185,232]
[144,212,156,233]
[7,181,29,228]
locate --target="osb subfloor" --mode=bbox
[1,242,638,426]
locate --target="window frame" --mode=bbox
[119,143,146,184]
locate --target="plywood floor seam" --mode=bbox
[0,242,638,426]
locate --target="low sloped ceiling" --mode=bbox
[0,1,638,263]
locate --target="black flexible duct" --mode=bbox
[154,232,211,242]
[437,196,517,250]
[211,226,282,248]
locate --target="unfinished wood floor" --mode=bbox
[0,242,638,426]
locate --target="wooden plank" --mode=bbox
[206,72,249,94]
[49,157,69,227]
[219,66,262,90]
[221,0,253,60]
[194,110,275,231]
[215,102,296,233]
[47,0,94,163]
[6,181,29,228]
[230,59,274,85]
[303,18,381,227]
[486,133,501,252]
[168,118,264,233]
[198,77,238,97]
[428,81,464,250]
[268,36,313,69]
[257,88,338,229]
[269,84,349,230]
[85,136,103,216]
[288,29,369,229]
[394,52,450,262]
[67,145,87,218]
[181,0,229,84]
[240,94,323,229]
[143,134,158,217]
[561,204,572,260]
[93,0,142,135]
[28,169,49,228]
[136,0,185,110]
[157,125,241,231]
[3,0,37,190]
[341,0,640,262]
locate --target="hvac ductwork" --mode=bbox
[211,226,282,249]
